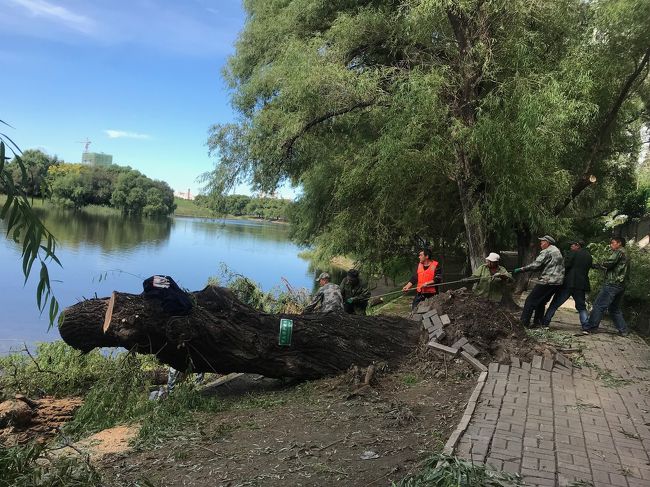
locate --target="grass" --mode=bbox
[393,453,522,486]
[0,442,102,487]
[525,328,576,349]
[172,198,215,218]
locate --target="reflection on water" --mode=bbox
[0,209,314,352]
[31,207,171,253]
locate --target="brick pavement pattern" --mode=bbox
[454,312,650,487]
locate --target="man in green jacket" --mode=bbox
[542,240,592,328]
[471,252,513,303]
[340,269,371,315]
[583,237,631,336]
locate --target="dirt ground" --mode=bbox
[0,396,83,447]
[424,289,557,362]
[100,352,476,487]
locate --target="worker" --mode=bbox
[340,269,371,315]
[303,272,344,314]
[513,235,565,328]
[542,240,592,328]
[470,252,513,303]
[402,248,442,310]
[582,236,631,336]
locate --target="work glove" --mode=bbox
[346,298,354,304]
[512,268,522,275]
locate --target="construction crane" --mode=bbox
[77,138,91,153]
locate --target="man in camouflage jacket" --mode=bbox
[303,272,344,314]
[513,235,565,328]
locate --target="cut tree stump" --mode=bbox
[59,286,420,380]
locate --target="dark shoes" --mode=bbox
[618,330,629,337]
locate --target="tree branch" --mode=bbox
[555,47,650,215]
[281,100,375,158]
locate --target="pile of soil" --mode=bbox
[423,289,554,363]
[0,395,83,447]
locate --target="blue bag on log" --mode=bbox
[142,275,193,315]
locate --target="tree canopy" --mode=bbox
[207,0,650,271]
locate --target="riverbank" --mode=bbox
[0,295,480,486]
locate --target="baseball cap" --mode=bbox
[538,235,556,245]
[316,272,331,281]
[485,252,500,262]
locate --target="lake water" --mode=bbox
[0,208,317,353]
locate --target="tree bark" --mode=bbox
[59,286,421,380]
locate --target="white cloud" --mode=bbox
[8,0,93,33]
[105,129,151,140]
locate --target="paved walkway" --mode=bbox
[455,310,650,486]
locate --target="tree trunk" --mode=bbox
[515,227,537,292]
[457,176,488,272]
[59,286,421,380]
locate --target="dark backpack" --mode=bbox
[142,275,193,316]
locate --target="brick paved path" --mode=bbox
[455,311,650,486]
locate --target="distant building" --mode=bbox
[174,188,194,200]
[82,152,113,166]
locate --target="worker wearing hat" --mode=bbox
[340,269,371,315]
[470,252,513,303]
[513,235,565,328]
[302,272,344,314]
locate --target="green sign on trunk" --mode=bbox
[279,318,293,346]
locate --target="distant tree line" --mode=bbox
[194,193,291,221]
[1,149,176,217]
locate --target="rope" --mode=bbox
[370,277,480,300]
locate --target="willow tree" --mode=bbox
[1,123,60,325]
[207,0,650,270]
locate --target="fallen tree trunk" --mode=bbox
[59,286,420,379]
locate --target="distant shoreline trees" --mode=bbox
[194,193,291,221]
[1,150,176,217]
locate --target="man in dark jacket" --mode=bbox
[340,269,371,315]
[542,240,592,328]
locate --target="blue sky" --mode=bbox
[0,0,290,198]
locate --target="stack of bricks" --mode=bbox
[415,304,488,373]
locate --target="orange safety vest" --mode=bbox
[417,261,439,294]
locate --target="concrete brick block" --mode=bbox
[431,328,445,341]
[422,309,438,320]
[452,337,469,349]
[461,350,488,372]
[461,342,480,357]
[431,314,443,328]
[428,340,459,356]
[440,314,451,325]
[511,356,521,368]
[532,355,543,369]
[554,352,573,369]
[542,356,554,371]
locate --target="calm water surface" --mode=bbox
[0,208,315,352]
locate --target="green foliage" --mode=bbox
[4,149,59,198]
[63,353,154,440]
[206,0,650,269]
[194,193,292,221]
[212,264,311,313]
[393,453,522,486]
[0,342,118,399]
[0,443,102,487]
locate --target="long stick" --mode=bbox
[371,277,480,300]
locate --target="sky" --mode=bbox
[0,0,293,198]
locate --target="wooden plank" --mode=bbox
[102,291,116,333]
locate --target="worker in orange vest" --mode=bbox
[402,248,443,310]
